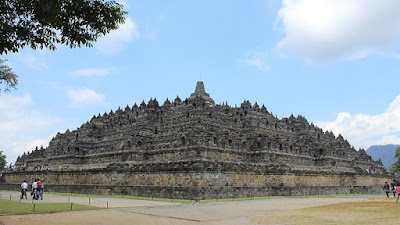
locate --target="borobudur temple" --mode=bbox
[2,81,391,199]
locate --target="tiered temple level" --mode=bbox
[15,81,384,175]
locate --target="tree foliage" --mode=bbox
[0,59,18,93]
[389,147,400,175]
[0,0,127,54]
[0,150,6,169]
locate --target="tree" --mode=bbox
[0,59,18,93]
[1,0,127,54]
[0,151,6,169]
[0,0,126,93]
[389,147,400,175]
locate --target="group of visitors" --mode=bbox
[4,163,50,173]
[3,163,16,172]
[20,178,44,200]
[383,182,400,203]
[366,166,376,174]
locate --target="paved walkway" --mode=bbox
[0,191,385,225]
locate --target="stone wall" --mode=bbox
[0,182,385,200]
[1,170,391,199]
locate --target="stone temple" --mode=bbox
[2,82,391,199]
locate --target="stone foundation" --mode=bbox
[0,182,384,200]
[1,170,391,199]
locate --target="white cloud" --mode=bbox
[0,94,59,164]
[10,51,48,70]
[70,68,114,77]
[276,0,400,63]
[317,95,400,149]
[239,53,270,72]
[96,17,140,54]
[67,87,107,107]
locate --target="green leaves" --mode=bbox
[0,59,18,93]
[0,0,127,54]
[0,150,6,169]
[389,147,400,175]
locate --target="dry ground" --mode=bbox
[0,193,397,225]
[252,198,399,225]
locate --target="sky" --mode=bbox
[1,0,400,164]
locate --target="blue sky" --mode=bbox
[1,0,400,164]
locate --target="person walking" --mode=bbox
[20,180,28,199]
[384,182,390,198]
[31,179,38,200]
[391,183,396,198]
[396,185,400,204]
[40,180,45,200]
[36,179,43,200]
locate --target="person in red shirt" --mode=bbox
[36,179,43,200]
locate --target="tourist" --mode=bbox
[40,180,45,200]
[37,179,43,200]
[383,182,390,198]
[31,179,38,200]
[391,183,396,198]
[396,185,400,204]
[20,180,28,199]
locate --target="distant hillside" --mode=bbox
[366,145,399,169]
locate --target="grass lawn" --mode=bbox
[45,191,303,203]
[45,191,192,203]
[252,198,400,225]
[0,199,101,214]
[0,189,382,204]
[197,193,381,203]
[37,191,381,203]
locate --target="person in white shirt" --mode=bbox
[20,180,28,199]
[31,179,38,200]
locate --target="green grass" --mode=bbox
[45,191,192,203]
[0,199,101,214]
[0,189,382,204]
[0,190,16,193]
[199,193,382,203]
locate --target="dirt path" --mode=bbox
[0,192,385,225]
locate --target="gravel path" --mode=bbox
[0,192,384,225]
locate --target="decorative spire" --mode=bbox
[174,95,181,103]
[261,104,267,113]
[194,81,206,95]
[188,81,215,105]
[140,100,146,108]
